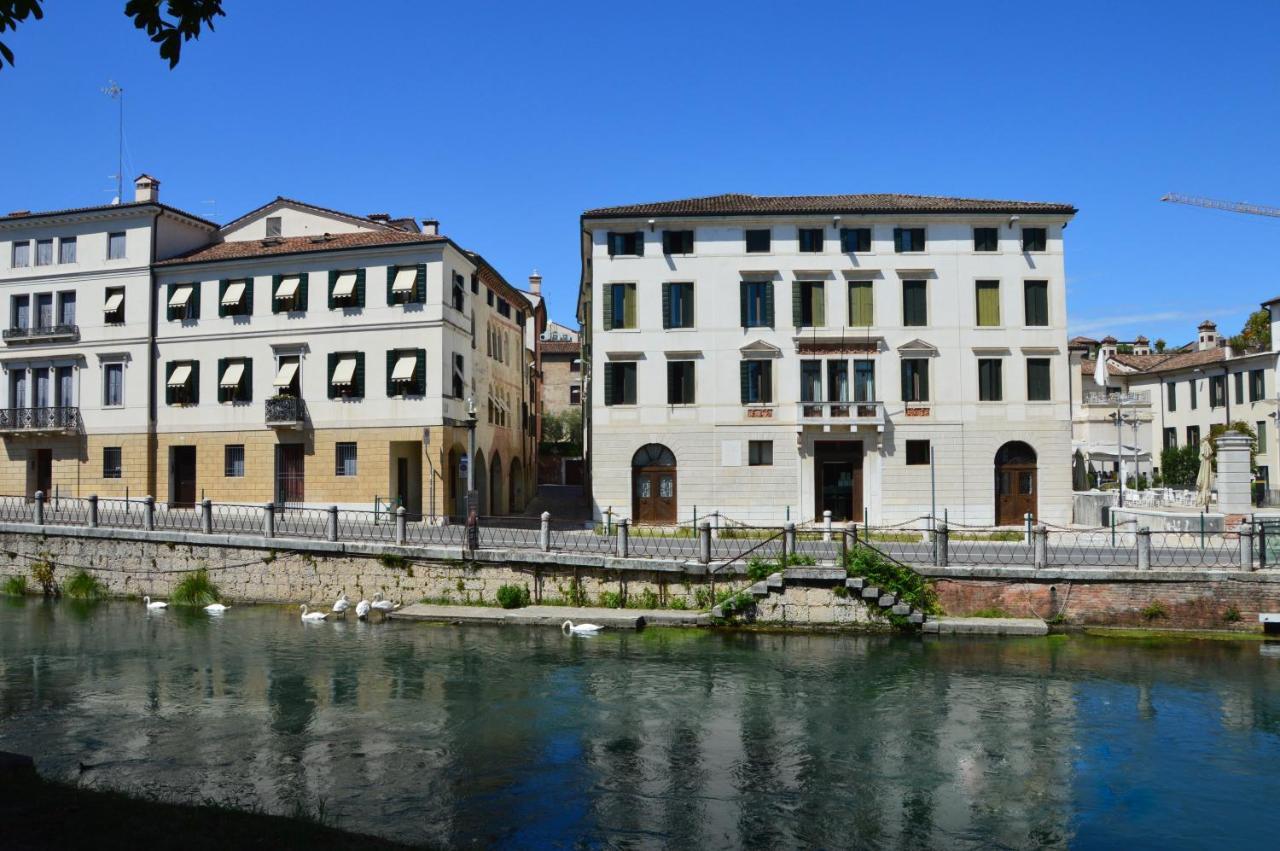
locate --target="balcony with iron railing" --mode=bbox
[265,396,307,428]
[3,323,79,344]
[1083,390,1151,407]
[0,406,80,434]
[796,400,886,430]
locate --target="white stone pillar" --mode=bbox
[1215,433,1254,515]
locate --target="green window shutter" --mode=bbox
[850,282,873,326]
[327,352,338,399]
[165,362,174,405]
[764,283,774,327]
[190,360,200,405]
[386,266,396,305]
[635,233,644,257]
[739,284,748,327]
[298,273,309,311]
[686,284,695,327]
[662,283,671,329]
[919,361,930,401]
[244,277,254,315]
[415,264,427,303]
[190,281,200,320]
[386,350,396,397]
[976,281,1000,326]
[791,282,802,326]
[272,274,283,314]
[603,284,614,331]
[762,362,772,402]
[355,352,365,398]
[622,284,636,328]
[604,363,615,405]
[740,362,749,404]
[218,280,229,318]
[893,228,903,252]
[243,357,253,401]
[217,357,227,403]
[415,349,426,396]
[327,270,336,310]
[1024,281,1048,326]
[167,284,176,321]
[356,268,366,307]
[813,283,825,327]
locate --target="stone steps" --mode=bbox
[712,568,929,628]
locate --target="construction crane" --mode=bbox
[1161,193,1280,218]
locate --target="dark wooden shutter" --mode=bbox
[763,283,774,327]
[603,284,614,331]
[386,350,396,397]
[190,361,200,405]
[415,264,426,303]
[354,352,365,398]
[327,270,336,310]
[791,282,802,327]
[218,280,229,318]
[272,274,283,314]
[244,277,254,315]
[327,352,338,399]
[165,361,174,405]
[298,273,309,311]
[739,284,748,327]
[606,232,617,257]
[662,283,671,329]
[901,360,911,402]
[415,349,426,396]
[919,361,929,401]
[740,362,749,404]
[217,357,228,403]
[189,282,200,320]
[604,363,615,405]
[634,232,644,256]
[243,357,253,401]
[355,268,366,307]
[386,266,396,304]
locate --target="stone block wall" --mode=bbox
[752,583,883,628]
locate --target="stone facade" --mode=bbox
[752,582,882,628]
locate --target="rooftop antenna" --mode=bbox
[101,80,124,203]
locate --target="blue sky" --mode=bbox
[1,1,1277,341]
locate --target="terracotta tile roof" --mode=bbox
[583,192,1076,218]
[1069,335,1098,346]
[0,199,218,229]
[155,229,446,266]
[540,340,580,355]
[1083,347,1228,376]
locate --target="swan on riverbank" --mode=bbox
[300,604,327,622]
[204,603,229,614]
[355,599,371,619]
[143,596,167,610]
[332,593,350,615]
[563,620,602,634]
[372,592,399,612]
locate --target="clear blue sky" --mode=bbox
[1,1,1277,343]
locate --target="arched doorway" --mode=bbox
[490,454,505,515]
[473,449,488,516]
[509,457,525,513]
[995,441,1037,525]
[631,444,676,524]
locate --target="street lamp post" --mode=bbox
[464,396,479,550]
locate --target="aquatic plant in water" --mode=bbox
[170,568,221,607]
[63,570,106,600]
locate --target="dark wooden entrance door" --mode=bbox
[171,446,197,508]
[34,448,52,498]
[633,468,676,524]
[275,444,305,505]
[396,457,410,508]
[813,441,863,522]
[995,441,1037,525]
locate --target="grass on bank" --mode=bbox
[1082,626,1269,642]
[169,568,221,607]
[63,570,106,600]
[2,575,26,596]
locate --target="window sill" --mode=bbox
[605,327,640,332]
[975,325,1005,330]
[604,403,637,408]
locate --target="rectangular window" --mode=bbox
[667,361,695,405]
[167,282,198,321]
[1026,358,1051,401]
[973,227,999,252]
[569,358,581,373]
[741,360,772,404]
[901,358,929,402]
[104,287,125,324]
[902,280,927,326]
[10,294,28,330]
[662,230,694,254]
[1250,369,1266,402]
[1022,227,1047,252]
[1189,379,1198,410]
[975,280,1001,326]
[35,293,53,328]
[451,353,465,399]
[497,297,511,318]
[1210,375,1225,408]
[745,229,771,253]
[798,228,824,252]
[840,228,871,253]
[220,278,252,317]
[265,216,282,237]
[827,360,849,402]
[55,365,73,407]
[57,291,75,326]
[853,360,875,401]
[605,282,637,329]
[330,270,361,307]
[893,227,925,252]
[450,272,464,310]
[1258,420,1268,452]
[107,231,126,260]
[335,442,358,477]
[1234,371,1245,405]
[569,384,581,405]
[11,241,29,267]
[35,239,52,266]
[795,281,825,327]
[800,360,822,402]
[978,358,1003,401]
[102,447,122,479]
[1023,281,1048,326]
[748,440,773,466]
[1187,425,1200,446]
[165,361,199,405]
[103,363,124,407]
[224,444,245,477]
[386,348,425,397]
[664,282,694,329]
[606,231,643,256]
[604,362,637,405]
[218,358,252,403]
[1163,428,1177,450]
[273,274,305,313]
[905,440,930,465]
[58,237,76,264]
[1166,380,1177,412]
[740,281,773,328]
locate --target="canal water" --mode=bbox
[1,599,1278,848]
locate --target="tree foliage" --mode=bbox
[1154,338,1167,353]
[1160,446,1200,490]
[1228,309,1271,354]
[0,1,224,71]
[541,408,583,453]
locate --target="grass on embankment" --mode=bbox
[1082,626,1269,642]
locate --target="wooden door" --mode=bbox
[34,448,52,497]
[996,465,1036,525]
[633,467,676,524]
[813,441,863,522]
[172,446,197,508]
[276,444,305,505]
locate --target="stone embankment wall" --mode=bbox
[753,584,880,628]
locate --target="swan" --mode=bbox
[355,598,371,619]
[204,603,229,614]
[332,593,350,615]
[562,619,603,634]
[299,604,327,622]
[371,592,398,612]
[143,596,167,610]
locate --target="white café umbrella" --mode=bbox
[1195,438,1214,507]
[1093,352,1109,390]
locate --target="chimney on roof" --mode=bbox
[134,174,160,203]
[420,219,439,236]
[368,213,391,223]
[1197,320,1219,351]
[528,269,542,295]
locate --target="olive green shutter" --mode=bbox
[327,270,337,310]
[272,274,283,314]
[661,283,671,329]
[791,282,802,326]
[386,350,396,397]
[217,357,228,403]
[327,352,338,398]
[604,362,615,404]
[415,264,426,303]
[415,349,426,396]
[190,360,200,405]
[603,284,614,330]
[190,281,200,320]
[739,284,748,327]
[813,283,825,326]
[740,362,750,403]
[763,283,774,327]
[354,352,365,398]
[1024,281,1047,326]
[355,268,366,307]
[976,281,1000,326]
[850,282,873,326]
[622,284,636,328]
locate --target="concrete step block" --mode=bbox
[710,605,725,618]
[909,612,925,625]
[861,587,880,600]
[892,603,911,615]
[845,577,864,590]
[767,572,784,589]
[750,582,769,598]
[878,594,896,608]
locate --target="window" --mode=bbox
[219,278,252,317]
[667,361,695,404]
[104,287,125,324]
[740,360,772,404]
[604,282,636,329]
[35,293,52,329]
[662,230,694,254]
[827,360,849,402]
[1026,358,1051,401]
[854,360,875,401]
[905,440,930,465]
[748,440,773,466]
[840,228,871,253]
[1258,420,1268,452]
[335,442,358,477]
[10,295,28,330]
[328,269,364,309]
[975,281,1000,327]
[265,216,282,238]
[1163,428,1177,451]
[978,358,1003,401]
[386,349,426,397]
[497,297,511,318]
[102,447,122,479]
[606,231,643,256]
[35,239,52,266]
[893,227,925,252]
[224,444,245,477]
[167,282,199,321]
[604,362,637,405]
[973,227,998,252]
[1023,281,1048,326]
[165,360,198,405]
[58,237,76,264]
[217,357,252,403]
[57,292,75,326]
[446,270,463,310]
[107,231,126,260]
[486,288,496,307]
[1166,380,1177,412]
[1187,425,1200,446]
[1234,372,1245,405]
[798,228,824,252]
[902,280,927,326]
[1210,375,1225,408]
[103,362,124,407]
[1189,379,1198,410]
[662,282,694,329]
[800,360,822,402]
[1022,227,1047,252]
[569,384,581,405]
[849,281,874,327]
[55,365,73,407]
[469,273,479,294]
[451,353,465,399]
[11,240,29,267]
[794,281,825,327]
[569,358,581,373]
[740,281,773,328]
[745,229,771,253]
[901,358,929,402]
[1250,369,1266,402]
[272,273,307,313]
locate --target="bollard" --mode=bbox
[143,495,155,531]
[936,521,949,567]
[1136,525,1151,571]
[88,494,99,528]
[1240,525,1255,571]
[263,502,275,538]
[784,522,796,563]
[1025,512,1033,546]
[539,511,551,552]
[617,518,630,558]
[201,498,213,535]
[823,510,832,543]
[396,506,406,546]
[698,520,711,565]
[1033,524,1048,569]
[33,490,44,525]
[327,505,339,542]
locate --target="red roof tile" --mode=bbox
[583,192,1076,218]
[156,230,446,266]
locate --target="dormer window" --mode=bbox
[265,216,282,238]
[167,283,199,321]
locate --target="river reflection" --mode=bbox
[1,600,1278,848]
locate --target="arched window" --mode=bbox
[632,444,676,468]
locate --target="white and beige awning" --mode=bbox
[391,267,417,293]
[332,272,357,298]
[221,281,246,305]
[168,285,193,307]
[391,355,417,381]
[331,357,357,386]
[104,292,124,312]
[275,275,300,299]
[219,361,244,387]
[273,361,299,387]
[167,363,192,386]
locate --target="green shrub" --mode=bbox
[745,557,775,581]
[1140,600,1168,621]
[170,568,220,607]
[953,531,1023,542]
[2,575,26,596]
[495,584,530,609]
[631,588,659,610]
[842,545,940,616]
[669,598,688,610]
[1223,605,1242,623]
[64,570,105,600]
[378,553,409,570]
[693,586,712,609]
[31,558,55,596]
[598,590,622,608]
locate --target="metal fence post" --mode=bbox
[539,511,551,552]
[327,505,339,542]
[143,495,154,531]
[1136,525,1151,571]
[263,502,275,539]
[201,498,213,534]
[396,506,406,545]
[1033,524,1048,569]
[784,522,796,563]
[823,510,832,542]
[839,524,849,566]
[33,490,44,525]
[698,521,711,564]
[1239,524,1255,571]
[88,494,98,528]
[1024,512,1033,545]
[936,521,949,567]
[617,518,630,558]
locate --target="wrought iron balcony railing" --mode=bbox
[0,406,80,433]
[265,396,306,427]
[3,323,80,344]
[1084,390,1150,406]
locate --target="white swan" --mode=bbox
[355,598,371,619]
[562,619,603,634]
[371,592,398,612]
[332,593,350,615]
[143,596,167,610]
[204,603,229,614]
[299,604,327,622]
